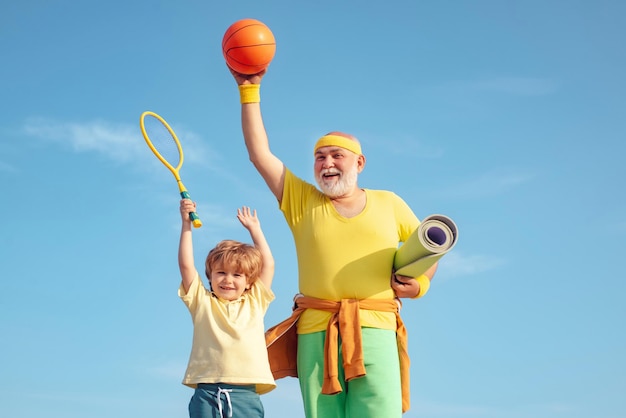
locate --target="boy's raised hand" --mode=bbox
[180,199,197,224]
[236,206,260,231]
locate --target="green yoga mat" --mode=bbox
[393,214,458,277]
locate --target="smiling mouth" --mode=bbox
[322,172,340,180]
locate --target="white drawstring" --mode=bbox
[216,387,233,418]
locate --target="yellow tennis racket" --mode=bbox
[139,111,202,228]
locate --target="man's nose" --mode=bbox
[322,156,334,168]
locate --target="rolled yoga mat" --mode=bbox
[393,214,458,277]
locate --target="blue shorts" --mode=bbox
[189,383,264,418]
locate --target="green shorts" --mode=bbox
[297,328,402,418]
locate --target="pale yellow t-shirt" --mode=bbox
[280,169,420,333]
[178,274,276,394]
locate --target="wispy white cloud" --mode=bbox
[18,117,254,235]
[608,220,626,234]
[25,390,128,407]
[22,117,145,163]
[467,76,558,96]
[0,160,18,173]
[436,76,558,97]
[168,202,240,237]
[438,251,505,280]
[366,133,445,159]
[411,400,577,418]
[144,361,187,380]
[439,168,535,199]
[20,117,219,168]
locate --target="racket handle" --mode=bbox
[180,191,203,228]
[190,213,203,228]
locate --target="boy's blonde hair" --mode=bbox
[205,240,262,284]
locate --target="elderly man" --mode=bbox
[229,68,437,418]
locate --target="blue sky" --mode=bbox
[1,1,625,417]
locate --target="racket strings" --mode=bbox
[143,116,182,168]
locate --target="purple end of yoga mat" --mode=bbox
[427,226,447,245]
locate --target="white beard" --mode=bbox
[316,163,359,198]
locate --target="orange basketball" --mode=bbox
[222,19,276,75]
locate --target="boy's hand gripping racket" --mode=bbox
[139,111,202,228]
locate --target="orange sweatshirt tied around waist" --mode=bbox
[265,295,411,413]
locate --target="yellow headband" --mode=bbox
[313,135,362,155]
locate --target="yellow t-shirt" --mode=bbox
[280,169,419,333]
[178,274,276,394]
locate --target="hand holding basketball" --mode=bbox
[222,19,276,75]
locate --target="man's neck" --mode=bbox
[329,188,366,218]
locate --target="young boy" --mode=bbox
[177,199,276,418]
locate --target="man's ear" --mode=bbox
[357,154,366,172]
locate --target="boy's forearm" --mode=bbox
[248,226,275,279]
[178,225,195,272]
[249,227,272,260]
[178,224,197,293]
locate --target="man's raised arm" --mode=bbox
[231,68,286,202]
